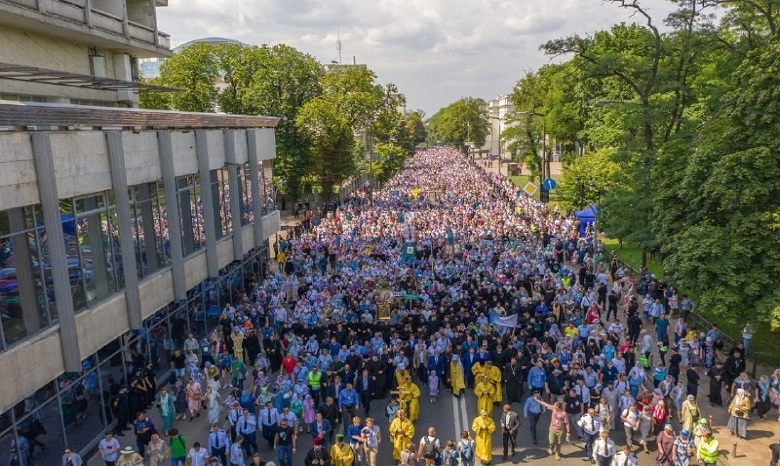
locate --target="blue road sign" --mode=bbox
[542,178,557,190]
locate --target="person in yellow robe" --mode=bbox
[474,376,495,415]
[472,409,496,465]
[399,380,421,423]
[395,365,411,387]
[449,354,466,397]
[471,361,485,383]
[330,434,355,466]
[389,409,415,461]
[484,361,503,404]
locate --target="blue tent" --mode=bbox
[575,206,598,237]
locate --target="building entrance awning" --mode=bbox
[0,63,178,92]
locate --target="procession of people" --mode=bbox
[59,146,780,466]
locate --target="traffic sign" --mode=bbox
[522,182,538,196]
[542,178,557,190]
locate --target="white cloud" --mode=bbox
[157,0,678,114]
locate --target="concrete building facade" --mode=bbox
[0,102,281,466]
[0,0,171,106]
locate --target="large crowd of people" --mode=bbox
[49,147,780,466]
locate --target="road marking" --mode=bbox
[452,391,462,437]
[460,394,469,432]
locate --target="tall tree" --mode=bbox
[153,42,220,112]
[660,41,780,328]
[427,97,489,149]
[295,97,356,199]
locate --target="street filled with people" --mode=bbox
[49,147,780,466]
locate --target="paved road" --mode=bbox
[87,380,692,466]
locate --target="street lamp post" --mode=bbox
[488,115,502,176]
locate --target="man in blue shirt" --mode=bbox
[208,422,229,465]
[338,382,359,427]
[528,360,547,393]
[523,391,547,445]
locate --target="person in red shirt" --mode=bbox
[282,354,297,375]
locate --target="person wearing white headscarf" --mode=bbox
[727,387,751,438]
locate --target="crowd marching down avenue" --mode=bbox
[79,147,780,466]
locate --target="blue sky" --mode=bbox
[157,0,683,115]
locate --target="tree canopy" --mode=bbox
[140,42,414,200]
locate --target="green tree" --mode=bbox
[404,110,427,147]
[321,66,384,132]
[661,42,780,328]
[241,44,325,200]
[427,97,489,149]
[557,148,623,211]
[371,143,408,184]
[295,97,356,199]
[154,42,220,112]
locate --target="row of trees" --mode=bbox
[427,0,780,328]
[502,0,780,328]
[140,43,426,199]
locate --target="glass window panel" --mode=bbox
[18,390,66,466]
[241,163,252,225]
[219,168,232,237]
[58,368,106,454]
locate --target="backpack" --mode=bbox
[423,436,438,459]
[459,439,474,461]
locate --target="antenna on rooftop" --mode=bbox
[337,25,343,64]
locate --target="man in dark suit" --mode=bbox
[317,397,339,442]
[310,412,332,450]
[500,404,520,460]
[463,348,478,389]
[356,369,374,416]
[322,375,344,402]
[428,351,445,379]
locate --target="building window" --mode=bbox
[61,192,123,311]
[0,205,57,351]
[260,160,275,215]
[176,174,205,256]
[209,168,231,238]
[240,163,252,225]
[129,181,169,278]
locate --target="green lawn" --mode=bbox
[602,238,780,367]
[601,237,664,277]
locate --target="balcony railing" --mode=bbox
[2,0,170,51]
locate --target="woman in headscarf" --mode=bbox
[753,375,772,420]
[679,395,700,433]
[727,387,751,438]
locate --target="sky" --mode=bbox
[157,0,678,116]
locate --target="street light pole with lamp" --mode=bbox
[488,115,502,176]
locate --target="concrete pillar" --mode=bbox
[195,130,219,278]
[224,130,244,261]
[7,208,41,334]
[246,129,264,248]
[157,131,186,301]
[82,197,110,299]
[209,169,223,238]
[137,183,160,273]
[106,131,143,329]
[31,133,81,371]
